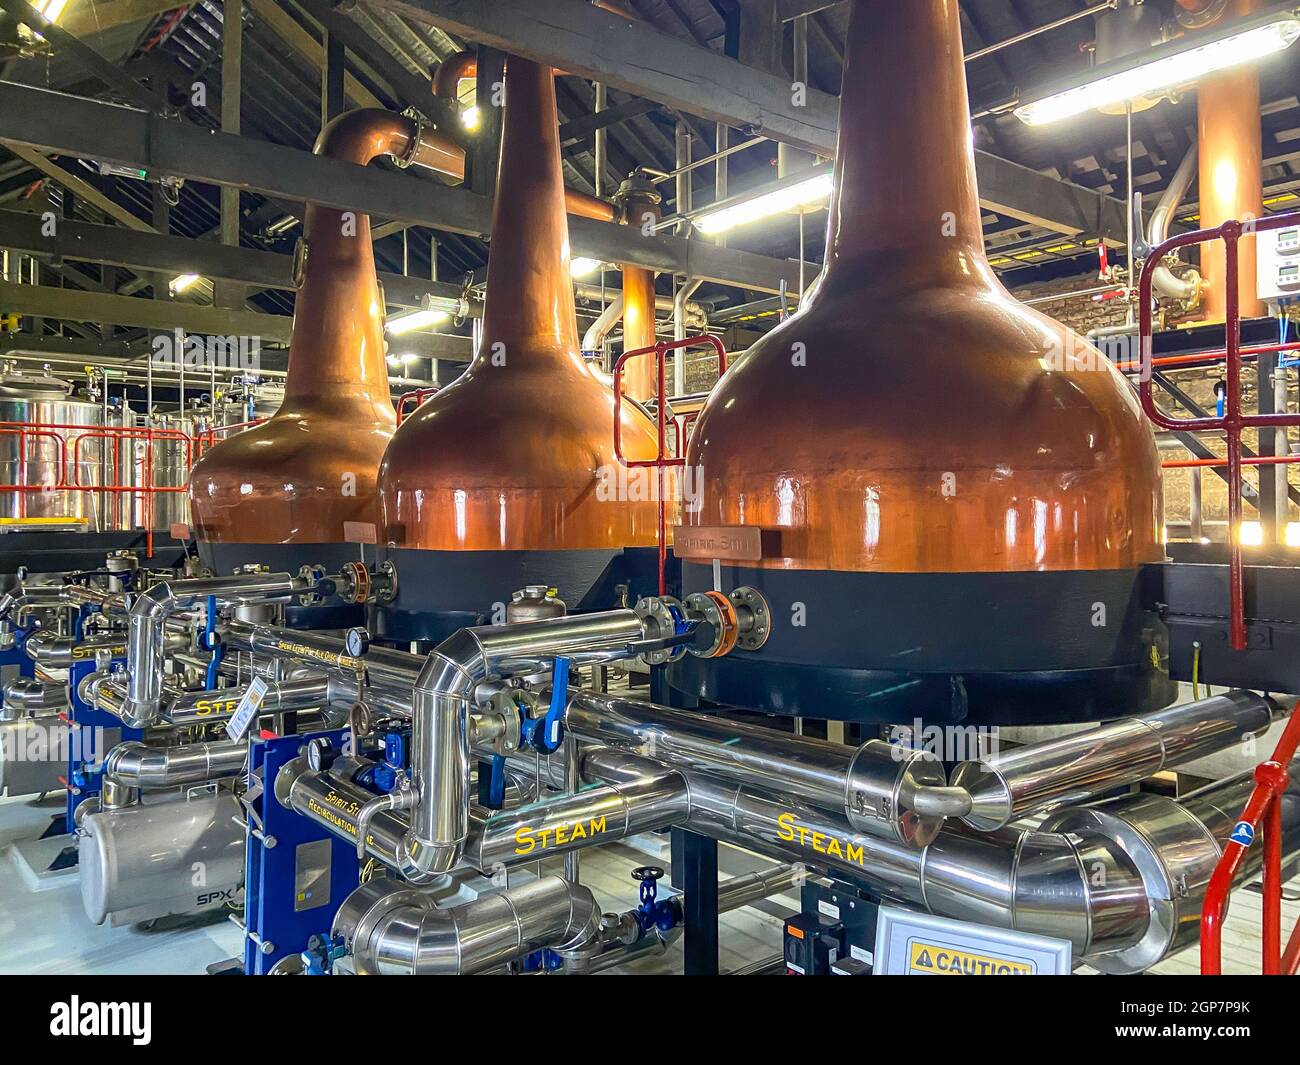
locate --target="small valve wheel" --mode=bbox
[631,865,665,907]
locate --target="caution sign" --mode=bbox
[907,940,1033,976]
[874,906,1072,975]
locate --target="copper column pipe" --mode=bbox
[618,180,663,402]
[1194,0,1265,322]
[431,49,655,388]
[190,109,443,544]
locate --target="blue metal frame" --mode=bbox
[243,729,360,975]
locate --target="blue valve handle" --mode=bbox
[203,595,224,690]
[536,656,570,753]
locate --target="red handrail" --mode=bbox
[1200,708,1300,975]
[396,386,439,424]
[612,335,728,595]
[1138,209,1300,650]
[0,418,234,552]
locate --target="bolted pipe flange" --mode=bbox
[633,596,689,665]
[684,590,739,658]
[728,586,771,651]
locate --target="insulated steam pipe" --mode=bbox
[563,690,948,846]
[464,762,689,871]
[120,572,318,729]
[947,689,1289,830]
[582,749,1300,973]
[403,610,650,877]
[105,739,247,790]
[332,874,601,975]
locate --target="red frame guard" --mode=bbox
[1138,209,1300,650]
[612,335,728,594]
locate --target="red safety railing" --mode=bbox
[1200,708,1300,975]
[613,335,728,595]
[1138,210,1300,650]
[0,419,222,554]
[396,386,440,424]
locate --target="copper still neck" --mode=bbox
[190,108,458,545]
[816,0,992,297]
[477,57,585,368]
[281,110,420,420]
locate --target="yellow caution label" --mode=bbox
[908,940,1033,976]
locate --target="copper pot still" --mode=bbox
[377,57,665,552]
[674,0,1171,723]
[189,109,459,545]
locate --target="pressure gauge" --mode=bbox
[306,738,329,772]
[345,626,371,658]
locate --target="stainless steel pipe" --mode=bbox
[583,748,1300,972]
[948,690,1288,830]
[104,739,247,791]
[332,874,601,975]
[121,572,316,728]
[464,760,689,872]
[403,610,648,878]
[565,690,948,845]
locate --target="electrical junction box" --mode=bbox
[783,877,878,975]
[1258,223,1300,307]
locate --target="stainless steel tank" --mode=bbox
[79,791,245,926]
[121,410,194,530]
[0,368,104,526]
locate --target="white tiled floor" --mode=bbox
[1,786,1293,976]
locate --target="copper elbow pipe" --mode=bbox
[320,103,466,179]
[433,51,477,99]
[432,55,614,223]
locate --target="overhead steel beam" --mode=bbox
[558,96,660,148]
[0,82,814,293]
[0,0,167,112]
[63,0,193,37]
[0,282,295,340]
[777,0,844,19]
[367,0,838,155]
[0,209,469,310]
[369,0,1131,244]
[5,145,154,232]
